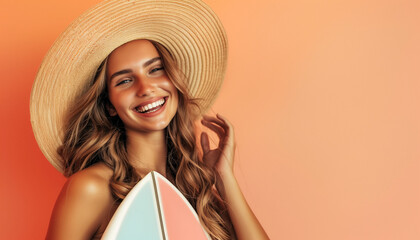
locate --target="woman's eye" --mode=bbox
[150,66,164,74]
[115,78,131,86]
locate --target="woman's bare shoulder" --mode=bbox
[69,162,113,187]
[46,163,115,240]
[64,163,113,199]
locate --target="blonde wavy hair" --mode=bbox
[57,40,231,240]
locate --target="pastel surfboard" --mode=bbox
[101,171,211,240]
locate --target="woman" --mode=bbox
[30,1,269,239]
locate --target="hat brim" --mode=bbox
[30,0,227,172]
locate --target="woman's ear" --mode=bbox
[107,103,117,116]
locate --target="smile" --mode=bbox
[135,98,166,114]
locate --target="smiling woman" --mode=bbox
[106,40,179,134]
[30,0,269,239]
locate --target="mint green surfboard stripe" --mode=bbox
[116,178,162,239]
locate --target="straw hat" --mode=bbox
[30,0,227,172]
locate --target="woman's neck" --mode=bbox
[125,130,168,178]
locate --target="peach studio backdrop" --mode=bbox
[1,0,419,239]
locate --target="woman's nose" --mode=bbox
[135,76,155,97]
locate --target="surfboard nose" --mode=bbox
[101,171,211,240]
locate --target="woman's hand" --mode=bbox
[200,114,270,240]
[200,113,235,175]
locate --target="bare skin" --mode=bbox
[46,40,269,239]
[46,163,117,239]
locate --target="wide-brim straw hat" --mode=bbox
[30,0,227,172]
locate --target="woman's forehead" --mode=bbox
[106,40,160,74]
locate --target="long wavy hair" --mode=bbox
[57,40,231,240]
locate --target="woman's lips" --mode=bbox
[135,98,166,113]
[134,97,167,117]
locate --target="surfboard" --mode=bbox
[101,171,211,240]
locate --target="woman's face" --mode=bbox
[106,39,179,134]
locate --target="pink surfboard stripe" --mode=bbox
[157,177,210,240]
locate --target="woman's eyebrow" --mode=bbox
[109,57,161,82]
[109,69,132,82]
[143,57,161,67]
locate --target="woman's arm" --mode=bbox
[46,168,113,240]
[201,114,270,240]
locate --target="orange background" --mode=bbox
[1,0,419,239]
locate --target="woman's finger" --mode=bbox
[202,114,225,127]
[201,118,225,140]
[215,114,235,147]
[200,132,210,154]
[202,114,230,138]
[216,113,234,135]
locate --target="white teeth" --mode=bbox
[136,98,165,113]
